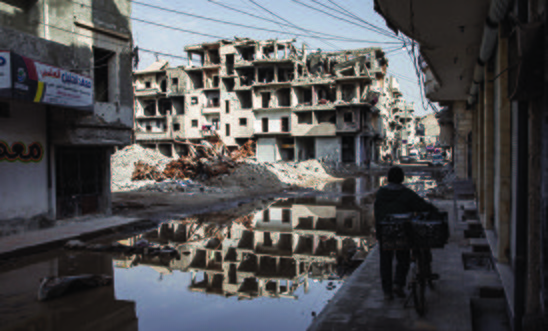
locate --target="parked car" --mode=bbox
[429,154,445,166]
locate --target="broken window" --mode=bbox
[223,78,235,92]
[212,75,219,88]
[344,112,354,123]
[225,124,230,136]
[93,47,115,102]
[160,80,167,92]
[191,97,198,105]
[262,92,271,108]
[173,123,180,131]
[263,45,275,59]
[191,119,198,127]
[239,118,247,126]
[172,77,178,86]
[188,71,204,89]
[226,54,235,74]
[278,67,293,82]
[225,100,230,114]
[143,100,156,116]
[316,86,336,103]
[238,46,255,61]
[296,87,312,105]
[146,124,152,132]
[342,84,356,101]
[317,111,336,124]
[145,81,151,88]
[282,209,291,223]
[262,118,269,132]
[297,112,313,124]
[159,144,172,157]
[237,91,252,109]
[237,67,255,86]
[264,232,272,246]
[258,67,275,83]
[174,98,185,115]
[263,209,270,222]
[205,91,220,107]
[277,88,291,107]
[159,99,171,115]
[207,48,220,65]
[281,117,289,132]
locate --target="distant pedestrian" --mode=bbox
[374,166,438,300]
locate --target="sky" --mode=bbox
[131,0,434,116]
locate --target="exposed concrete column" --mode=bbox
[155,97,159,116]
[274,43,278,59]
[355,135,362,166]
[274,65,279,82]
[477,90,485,214]
[336,85,342,101]
[453,101,471,179]
[483,66,495,229]
[187,53,192,66]
[472,108,478,183]
[255,67,259,84]
[494,33,511,262]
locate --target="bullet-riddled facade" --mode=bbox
[133,38,415,165]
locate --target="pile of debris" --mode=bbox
[131,139,255,182]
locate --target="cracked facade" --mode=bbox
[133,38,417,164]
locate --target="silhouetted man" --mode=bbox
[374,166,438,300]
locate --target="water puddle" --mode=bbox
[0,172,440,331]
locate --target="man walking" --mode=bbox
[374,166,438,300]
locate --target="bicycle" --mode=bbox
[404,248,438,316]
[379,211,448,316]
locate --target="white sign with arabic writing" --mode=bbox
[0,51,11,90]
[35,61,93,110]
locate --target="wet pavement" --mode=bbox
[0,172,443,331]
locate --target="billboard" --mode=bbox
[1,51,93,111]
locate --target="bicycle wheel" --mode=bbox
[412,279,426,316]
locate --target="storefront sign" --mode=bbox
[0,51,11,98]
[0,51,93,111]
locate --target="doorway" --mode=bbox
[56,147,104,219]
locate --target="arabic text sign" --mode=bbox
[34,61,93,110]
[0,51,11,90]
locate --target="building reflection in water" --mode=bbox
[0,251,138,331]
[114,192,376,302]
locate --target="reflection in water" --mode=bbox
[114,196,376,303]
[378,172,438,198]
[0,251,137,331]
[0,173,443,331]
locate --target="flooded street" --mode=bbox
[0,173,441,331]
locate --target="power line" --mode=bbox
[290,0,403,44]
[311,0,400,40]
[130,0,387,44]
[248,0,341,51]
[70,0,224,39]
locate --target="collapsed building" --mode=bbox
[133,38,416,164]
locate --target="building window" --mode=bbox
[239,118,247,126]
[172,77,178,86]
[282,209,291,223]
[146,125,152,132]
[145,81,151,88]
[262,118,269,132]
[226,100,230,113]
[191,97,198,105]
[344,217,353,228]
[281,117,289,132]
[226,124,230,136]
[297,112,312,124]
[93,47,115,102]
[344,112,354,123]
[263,210,270,222]
[173,123,180,131]
[191,120,198,128]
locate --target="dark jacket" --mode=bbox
[374,183,438,229]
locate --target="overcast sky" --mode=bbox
[131,0,433,116]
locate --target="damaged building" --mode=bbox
[0,0,134,222]
[133,38,414,164]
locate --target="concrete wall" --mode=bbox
[254,111,290,133]
[315,137,341,162]
[0,101,49,220]
[257,137,278,162]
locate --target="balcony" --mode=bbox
[202,101,221,114]
[135,87,165,97]
[292,123,336,137]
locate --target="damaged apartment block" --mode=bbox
[133,38,414,164]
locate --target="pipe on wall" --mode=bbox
[466,0,513,107]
